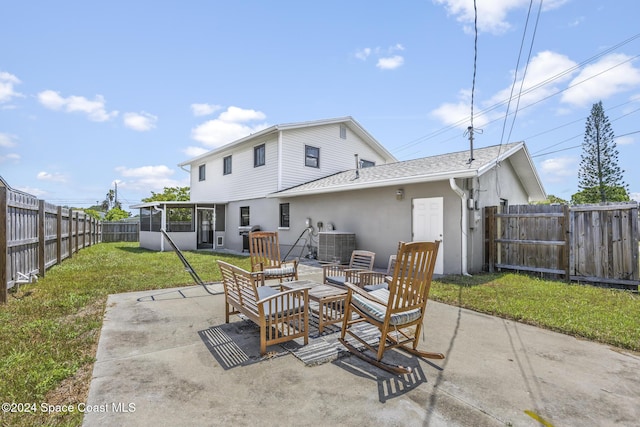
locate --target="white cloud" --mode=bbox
[355,48,372,61]
[616,135,635,145]
[488,50,578,111]
[116,165,174,178]
[630,192,640,202]
[37,171,68,183]
[377,56,405,70]
[123,111,158,131]
[354,44,405,70]
[434,0,569,35]
[431,89,500,129]
[432,51,579,129]
[0,132,17,148]
[0,153,20,163]
[561,54,640,108]
[15,186,46,197]
[191,106,269,148]
[37,90,118,122]
[114,165,186,192]
[219,106,266,122]
[184,146,209,158]
[539,156,577,183]
[191,103,222,117]
[0,71,23,104]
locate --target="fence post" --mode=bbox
[38,199,45,278]
[0,187,7,304]
[563,204,571,282]
[68,209,74,259]
[486,206,496,273]
[57,206,62,264]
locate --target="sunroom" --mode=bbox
[131,201,226,251]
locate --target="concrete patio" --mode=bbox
[83,266,640,426]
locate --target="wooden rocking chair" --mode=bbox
[249,231,298,282]
[339,241,444,375]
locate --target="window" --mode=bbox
[279,203,290,228]
[223,155,232,175]
[305,145,320,168]
[240,206,250,226]
[360,159,375,168]
[140,207,151,231]
[198,164,206,181]
[339,124,347,139]
[167,207,194,232]
[254,144,265,167]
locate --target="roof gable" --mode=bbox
[178,116,396,167]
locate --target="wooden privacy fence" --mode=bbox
[0,186,102,303]
[485,203,639,290]
[101,221,139,242]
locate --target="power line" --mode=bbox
[394,32,640,155]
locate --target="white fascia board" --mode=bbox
[177,125,280,167]
[130,201,222,209]
[269,169,478,198]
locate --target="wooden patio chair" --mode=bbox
[358,242,402,291]
[249,231,298,282]
[339,241,444,375]
[217,260,309,355]
[322,250,376,288]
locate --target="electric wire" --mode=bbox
[394,32,640,156]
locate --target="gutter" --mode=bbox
[449,178,470,276]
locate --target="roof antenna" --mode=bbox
[354,154,360,179]
[465,126,475,164]
[464,126,482,164]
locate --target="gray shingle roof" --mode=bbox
[272,142,537,197]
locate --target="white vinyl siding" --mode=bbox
[187,120,394,202]
[278,124,388,191]
[189,136,279,202]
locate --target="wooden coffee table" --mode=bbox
[281,280,347,333]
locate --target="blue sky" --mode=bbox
[1,0,639,209]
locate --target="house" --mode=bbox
[134,117,546,275]
[132,117,396,252]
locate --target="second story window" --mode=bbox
[198,164,206,181]
[360,159,375,168]
[254,144,265,167]
[223,155,232,175]
[305,145,320,168]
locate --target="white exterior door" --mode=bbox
[412,197,444,274]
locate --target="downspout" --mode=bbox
[449,178,470,276]
[155,204,166,251]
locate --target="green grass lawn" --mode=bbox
[0,242,638,426]
[431,272,640,352]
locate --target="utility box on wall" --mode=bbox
[318,231,356,264]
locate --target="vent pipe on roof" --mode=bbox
[354,154,360,179]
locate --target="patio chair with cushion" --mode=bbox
[217,260,309,355]
[339,241,444,375]
[322,250,376,288]
[249,231,298,282]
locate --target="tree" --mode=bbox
[104,207,131,221]
[574,101,628,203]
[571,185,630,205]
[536,194,568,205]
[142,186,190,202]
